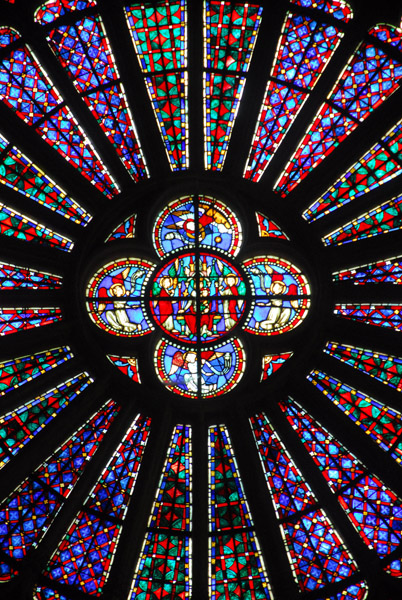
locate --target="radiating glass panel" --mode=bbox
[0,132,91,225]
[0,307,62,336]
[333,256,402,285]
[281,397,402,562]
[204,1,263,170]
[0,372,92,471]
[0,346,73,396]
[125,1,189,170]
[334,303,402,332]
[325,342,402,391]
[0,263,62,289]
[0,399,118,579]
[245,1,351,181]
[323,194,402,246]
[0,203,73,251]
[38,414,151,596]
[0,27,118,197]
[208,425,272,599]
[275,25,402,195]
[308,369,402,463]
[129,425,192,599]
[250,413,359,592]
[36,7,148,181]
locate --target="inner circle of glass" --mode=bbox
[150,252,246,342]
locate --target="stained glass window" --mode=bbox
[2,2,402,597]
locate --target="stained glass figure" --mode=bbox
[0,27,118,197]
[281,397,402,564]
[153,195,243,258]
[0,399,118,579]
[0,372,92,471]
[261,352,293,380]
[35,6,148,182]
[129,424,191,599]
[105,214,136,242]
[308,369,402,463]
[156,337,245,398]
[323,194,402,246]
[86,258,155,337]
[334,304,402,332]
[325,342,402,391]
[256,212,289,240]
[208,425,272,599]
[125,1,189,171]
[333,256,402,285]
[304,119,402,222]
[107,355,141,384]
[245,0,351,182]
[204,1,263,170]
[243,256,310,335]
[0,263,62,290]
[0,132,91,225]
[0,203,73,252]
[275,24,402,195]
[0,346,73,396]
[0,308,62,336]
[250,413,360,593]
[36,414,151,596]
[151,252,246,342]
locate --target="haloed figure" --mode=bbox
[259,275,298,331]
[99,267,144,333]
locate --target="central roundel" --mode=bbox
[150,252,246,343]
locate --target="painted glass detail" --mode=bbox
[107,355,141,384]
[151,252,246,342]
[0,399,118,578]
[155,337,245,398]
[261,352,293,380]
[36,9,148,181]
[0,133,91,225]
[0,372,92,471]
[0,263,61,289]
[323,194,402,246]
[86,258,155,337]
[275,25,402,195]
[0,203,73,252]
[245,1,351,181]
[256,212,289,240]
[125,1,188,170]
[308,369,402,463]
[304,119,402,222]
[204,1,263,170]
[105,214,136,241]
[0,27,118,197]
[325,342,402,391]
[0,346,72,396]
[281,397,402,560]
[129,424,192,599]
[208,425,272,599]
[243,256,311,335]
[0,308,62,336]
[250,413,359,592]
[38,414,151,596]
[334,304,402,332]
[153,195,243,258]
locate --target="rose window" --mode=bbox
[86,196,311,398]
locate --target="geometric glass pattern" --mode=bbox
[128,424,191,599]
[333,256,402,285]
[36,413,151,596]
[208,425,272,599]
[334,304,402,332]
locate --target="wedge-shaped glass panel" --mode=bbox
[333,256,402,285]
[0,27,118,197]
[0,307,62,336]
[334,303,402,332]
[275,25,402,195]
[0,263,61,289]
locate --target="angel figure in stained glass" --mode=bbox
[168,350,198,392]
[98,266,144,333]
